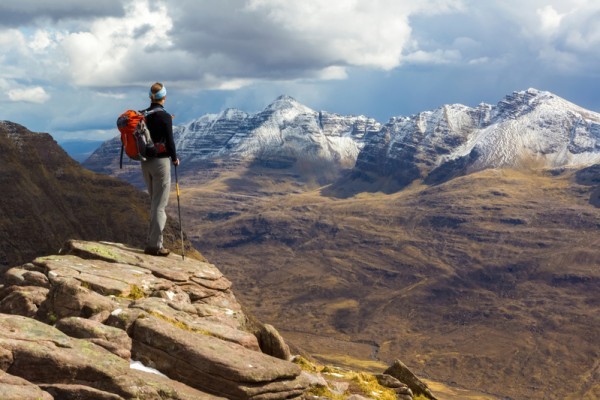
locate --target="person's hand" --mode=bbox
[173,158,180,166]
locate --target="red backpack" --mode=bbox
[116,109,166,168]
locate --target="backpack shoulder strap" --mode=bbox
[142,107,169,117]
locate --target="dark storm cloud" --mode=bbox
[0,1,125,26]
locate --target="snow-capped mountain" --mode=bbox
[173,95,381,169]
[84,89,600,189]
[353,88,600,187]
[83,95,381,180]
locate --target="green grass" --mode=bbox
[349,372,397,400]
[292,355,319,373]
[127,284,146,300]
[304,385,345,399]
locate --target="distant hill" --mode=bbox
[0,121,195,268]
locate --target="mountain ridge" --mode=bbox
[83,89,600,192]
[349,88,600,193]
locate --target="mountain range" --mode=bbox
[84,95,382,186]
[84,88,600,189]
[351,89,600,193]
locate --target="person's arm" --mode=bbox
[158,111,178,164]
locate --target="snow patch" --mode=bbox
[130,360,168,377]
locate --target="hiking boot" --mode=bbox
[144,247,170,257]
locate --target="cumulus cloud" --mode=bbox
[2,0,599,92]
[60,1,173,87]
[560,9,600,52]
[0,29,36,80]
[8,87,50,104]
[407,0,600,75]
[468,57,490,65]
[528,1,600,72]
[537,5,564,34]
[243,0,416,70]
[28,29,63,53]
[166,0,464,84]
[95,91,127,99]
[52,0,465,89]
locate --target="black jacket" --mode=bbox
[144,103,177,162]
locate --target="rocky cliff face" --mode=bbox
[0,240,308,399]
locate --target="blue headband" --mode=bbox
[150,86,167,100]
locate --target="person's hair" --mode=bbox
[150,82,164,100]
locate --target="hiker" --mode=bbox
[142,82,179,256]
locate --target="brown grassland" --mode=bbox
[170,165,600,400]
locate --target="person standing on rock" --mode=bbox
[142,82,179,256]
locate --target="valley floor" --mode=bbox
[169,167,600,400]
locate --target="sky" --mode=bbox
[0,0,599,143]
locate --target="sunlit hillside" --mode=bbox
[170,165,600,400]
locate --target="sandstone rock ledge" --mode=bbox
[0,240,309,400]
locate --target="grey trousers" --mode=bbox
[141,157,171,249]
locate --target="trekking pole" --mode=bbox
[174,165,185,260]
